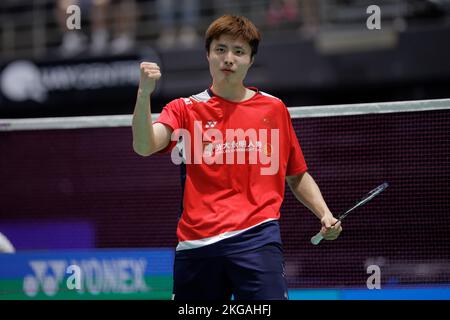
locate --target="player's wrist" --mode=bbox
[319,211,334,221]
[138,87,152,97]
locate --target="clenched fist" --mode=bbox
[139,62,161,95]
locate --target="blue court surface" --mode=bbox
[289,286,450,300]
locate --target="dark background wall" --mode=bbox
[1,0,450,118]
[1,23,450,118]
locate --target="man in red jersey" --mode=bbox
[132,15,342,300]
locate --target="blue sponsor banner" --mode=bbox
[0,248,174,278]
[0,248,174,299]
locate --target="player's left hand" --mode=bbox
[320,215,342,240]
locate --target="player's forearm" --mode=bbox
[132,89,157,156]
[287,172,333,220]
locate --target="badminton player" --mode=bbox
[132,15,342,300]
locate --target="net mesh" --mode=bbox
[1,101,449,289]
[282,109,450,287]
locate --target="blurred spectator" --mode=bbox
[110,0,137,54]
[156,0,200,49]
[0,232,15,253]
[298,0,320,39]
[55,0,136,57]
[265,0,320,39]
[212,0,266,25]
[266,0,299,27]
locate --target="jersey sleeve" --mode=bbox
[284,106,308,176]
[153,98,186,154]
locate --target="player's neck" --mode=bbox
[211,83,253,102]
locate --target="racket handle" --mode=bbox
[311,232,324,245]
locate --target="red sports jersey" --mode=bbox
[154,87,307,250]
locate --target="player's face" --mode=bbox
[207,35,254,85]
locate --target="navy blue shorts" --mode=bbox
[172,243,288,300]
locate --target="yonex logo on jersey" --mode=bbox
[183,98,192,105]
[205,121,217,128]
[170,121,280,175]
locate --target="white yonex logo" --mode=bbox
[205,121,217,128]
[23,259,149,297]
[183,98,193,105]
[0,61,47,103]
[0,60,140,103]
[23,260,67,297]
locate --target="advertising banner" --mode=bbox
[0,249,173,300]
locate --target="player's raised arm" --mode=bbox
[132,62,172,157]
